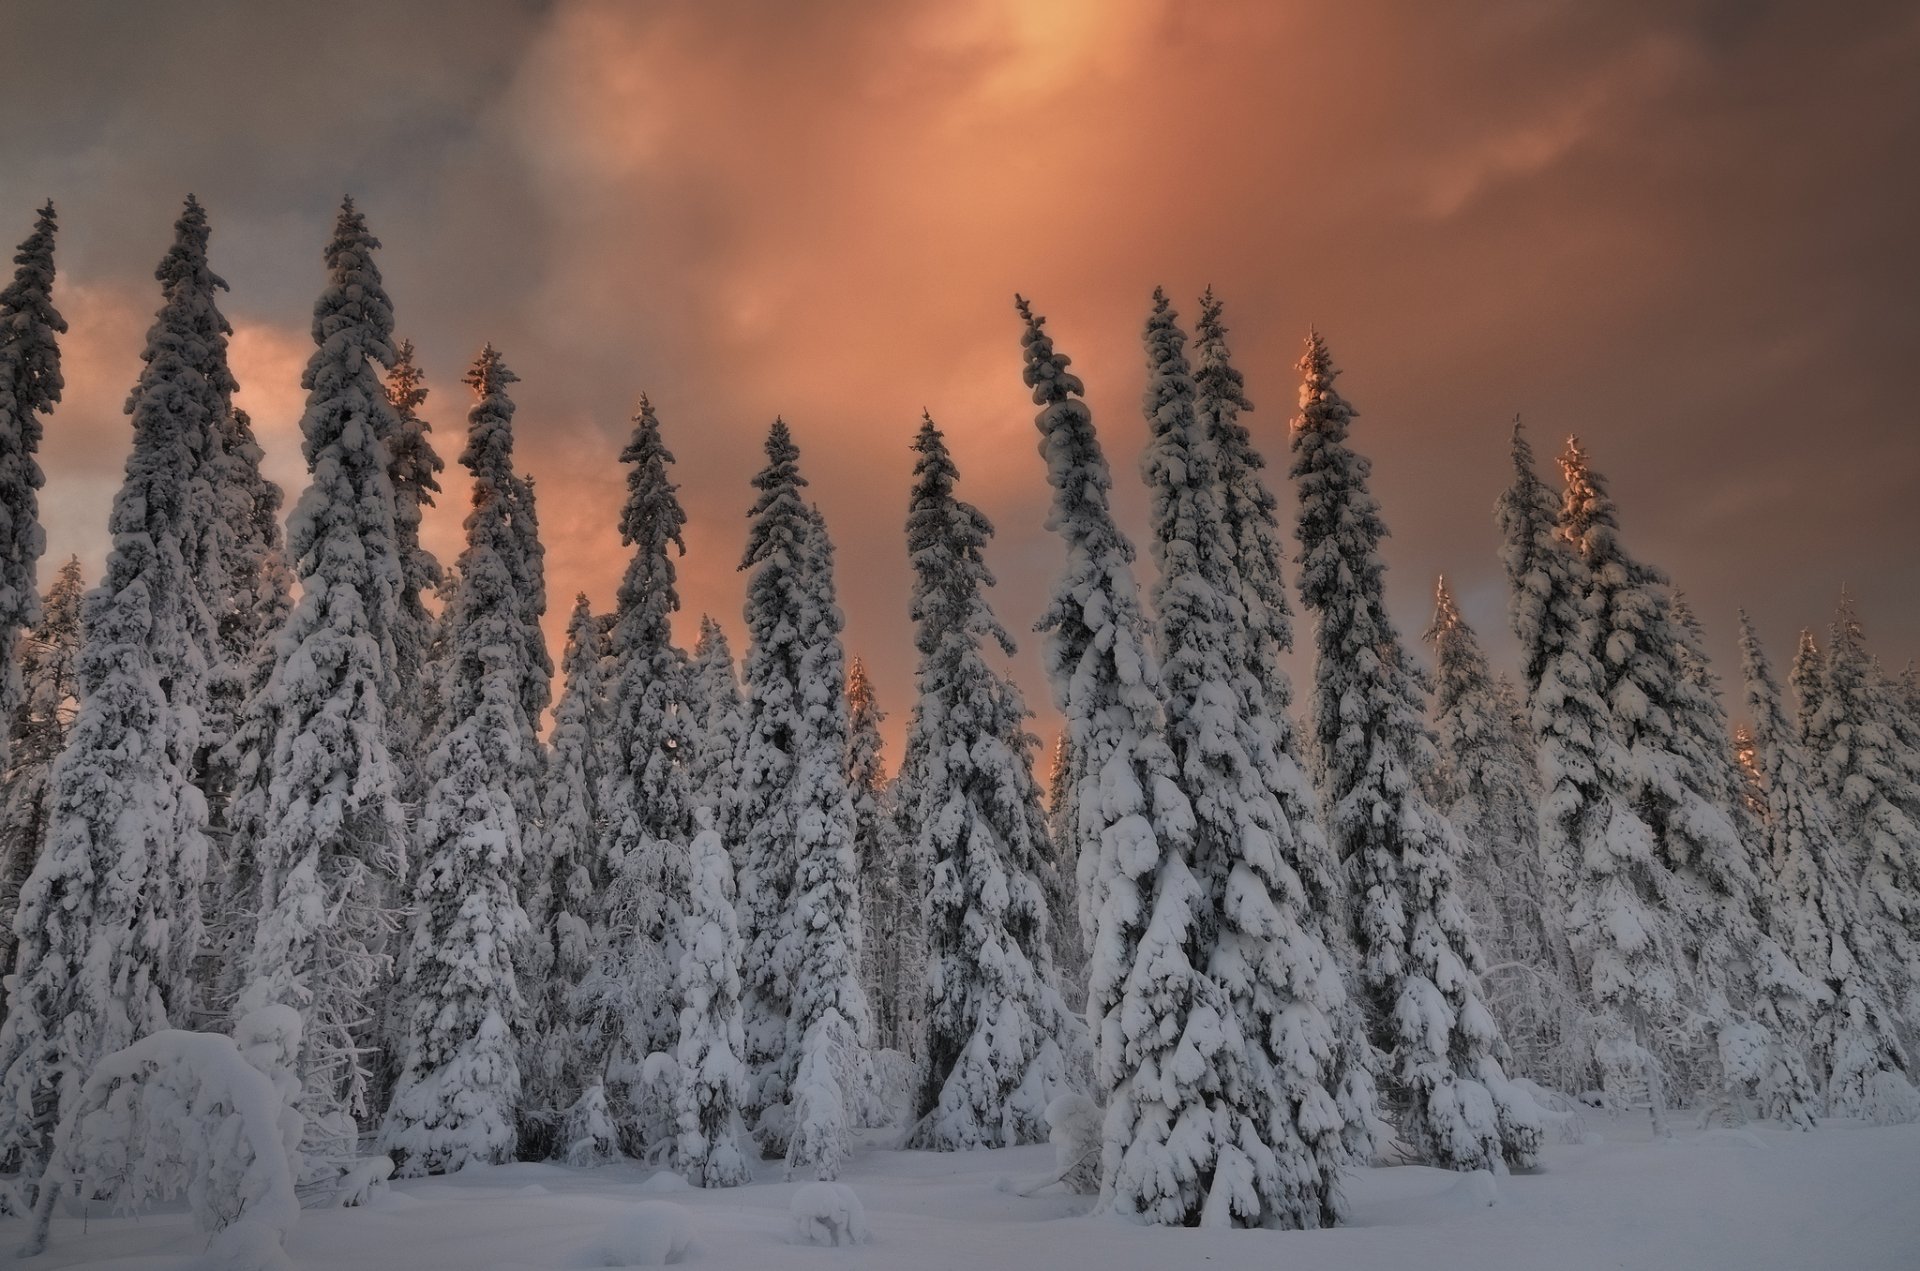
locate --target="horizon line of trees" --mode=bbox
[0,197,1913,1243]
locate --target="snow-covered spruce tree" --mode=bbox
[674,807,752,1186]
[1496,422,1685,1119]
[0,202,65,780]
[1040,733,1086,1009]
[1131,294,1356,1222]
[845,657,902,1050]
[1809,597,1920,1036]
[1017,296,1220,1223]
[689,616,746,843]
[235,200,408,1174]
[1193,293,1378,1164]
[898,412,1078,1152]
[382,345,541,1176]
[1790,631,1827,750]
[0,203,232,1188]
[1425,577,1576,1088]
[381,338,447,802]
[520,594,610,1157]
[1292,333,1539,1171]
[599,395,694,1139]
[778,501,872,1180]
[0,557,82,1022]
[1740,615,1920,1122]
[1557,440,1816,1120]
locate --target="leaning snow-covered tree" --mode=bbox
[235,199,408,1176]
[674,807,753,1187]
[598,394,694,1146]
[1496,422,1685,1125]
[1132,293,1359,1223]
[1557,439,1816,1122]
[1293,332,1539,1171]
[0,202,64,781]
[1018,295,1226,1224]
[0,557,81,1017]
[383,345,540,1177]
[0,199,228,1191]
[1739,615,1919,1123]
[899,413,1079,1153]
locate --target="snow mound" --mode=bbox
[789,1181,869,1247]
[593,1201,696,1266]
[638,1169,693,1194]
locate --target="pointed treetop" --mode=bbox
[1194,287,1252,414]
[0,198,67,421]
[1429,574,1462,636]
[1293,328,1354,436]
[310,198,394,372]
[463,343,518,397]
[1016,296,1085,405]
[388,338,429,413]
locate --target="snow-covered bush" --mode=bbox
[331,1156,394,1208]
[594,1200,695,1266]
[565,1082,625,1167]
[22,1021,301,1262]
[789,1181,869,1247]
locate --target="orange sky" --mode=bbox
[7,0,1919,762]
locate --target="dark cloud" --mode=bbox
[4,0,1916,759]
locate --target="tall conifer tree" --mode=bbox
[899,414,1078,1152]
[1292,333,1538,1171]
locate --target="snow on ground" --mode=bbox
[10,1115,1918,1271]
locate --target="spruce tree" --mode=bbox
[601,395,693,1105]
[521,594,610,1154]
[1130,295,1355,1222]
[0,557,82,1023]
[383,346,539,1176]
[236,200,408,1173]
[1558,440,1816,1118]
[1808,597,1920,1035]
[1425,577,1571,1086]
[688,616,745,843]
[1017,296,1215,1223]
[1740,615,1919,1122]
[1041,733,1085,1008]
[846,657,903,1051]
[1292,332,1537,1171]
[381,338,447,801]
[1194,293,1378,1163]
[1496,422,1683,1121]
[0,203,65,779]
[674,807,752,1186]
[899,413,1078,1153]
[0,202,228,1186]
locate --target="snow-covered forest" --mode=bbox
[0,198,1916,1271]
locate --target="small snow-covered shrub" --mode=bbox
[785,1013,855,1181]
[1046,1094,1100,1194]
[565,1082,625,1167]
[863,1047,916,1130]
[595,1200,695,1266]
[331,1156,395,1208]
[789,1181,869,1247]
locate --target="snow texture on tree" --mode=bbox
[0,200,226,1191]
[0,202,64,780]
[382,346,539,1177]
[1134,293,1358,1223]
[1293,333,1539,1172]
[898,412,1080,1154]
[1041,734,1087,1011]
[1740,615,1919,1123]
[0,557,81,1022]
[846,657,911,1053]
[1496,421,1684,1118]
[235,199,408,1175]
[689,615,746,846]
[1018,295,1232,1224]
[674,807,753,1187]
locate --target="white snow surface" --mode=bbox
[10,1116,1916,1270]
